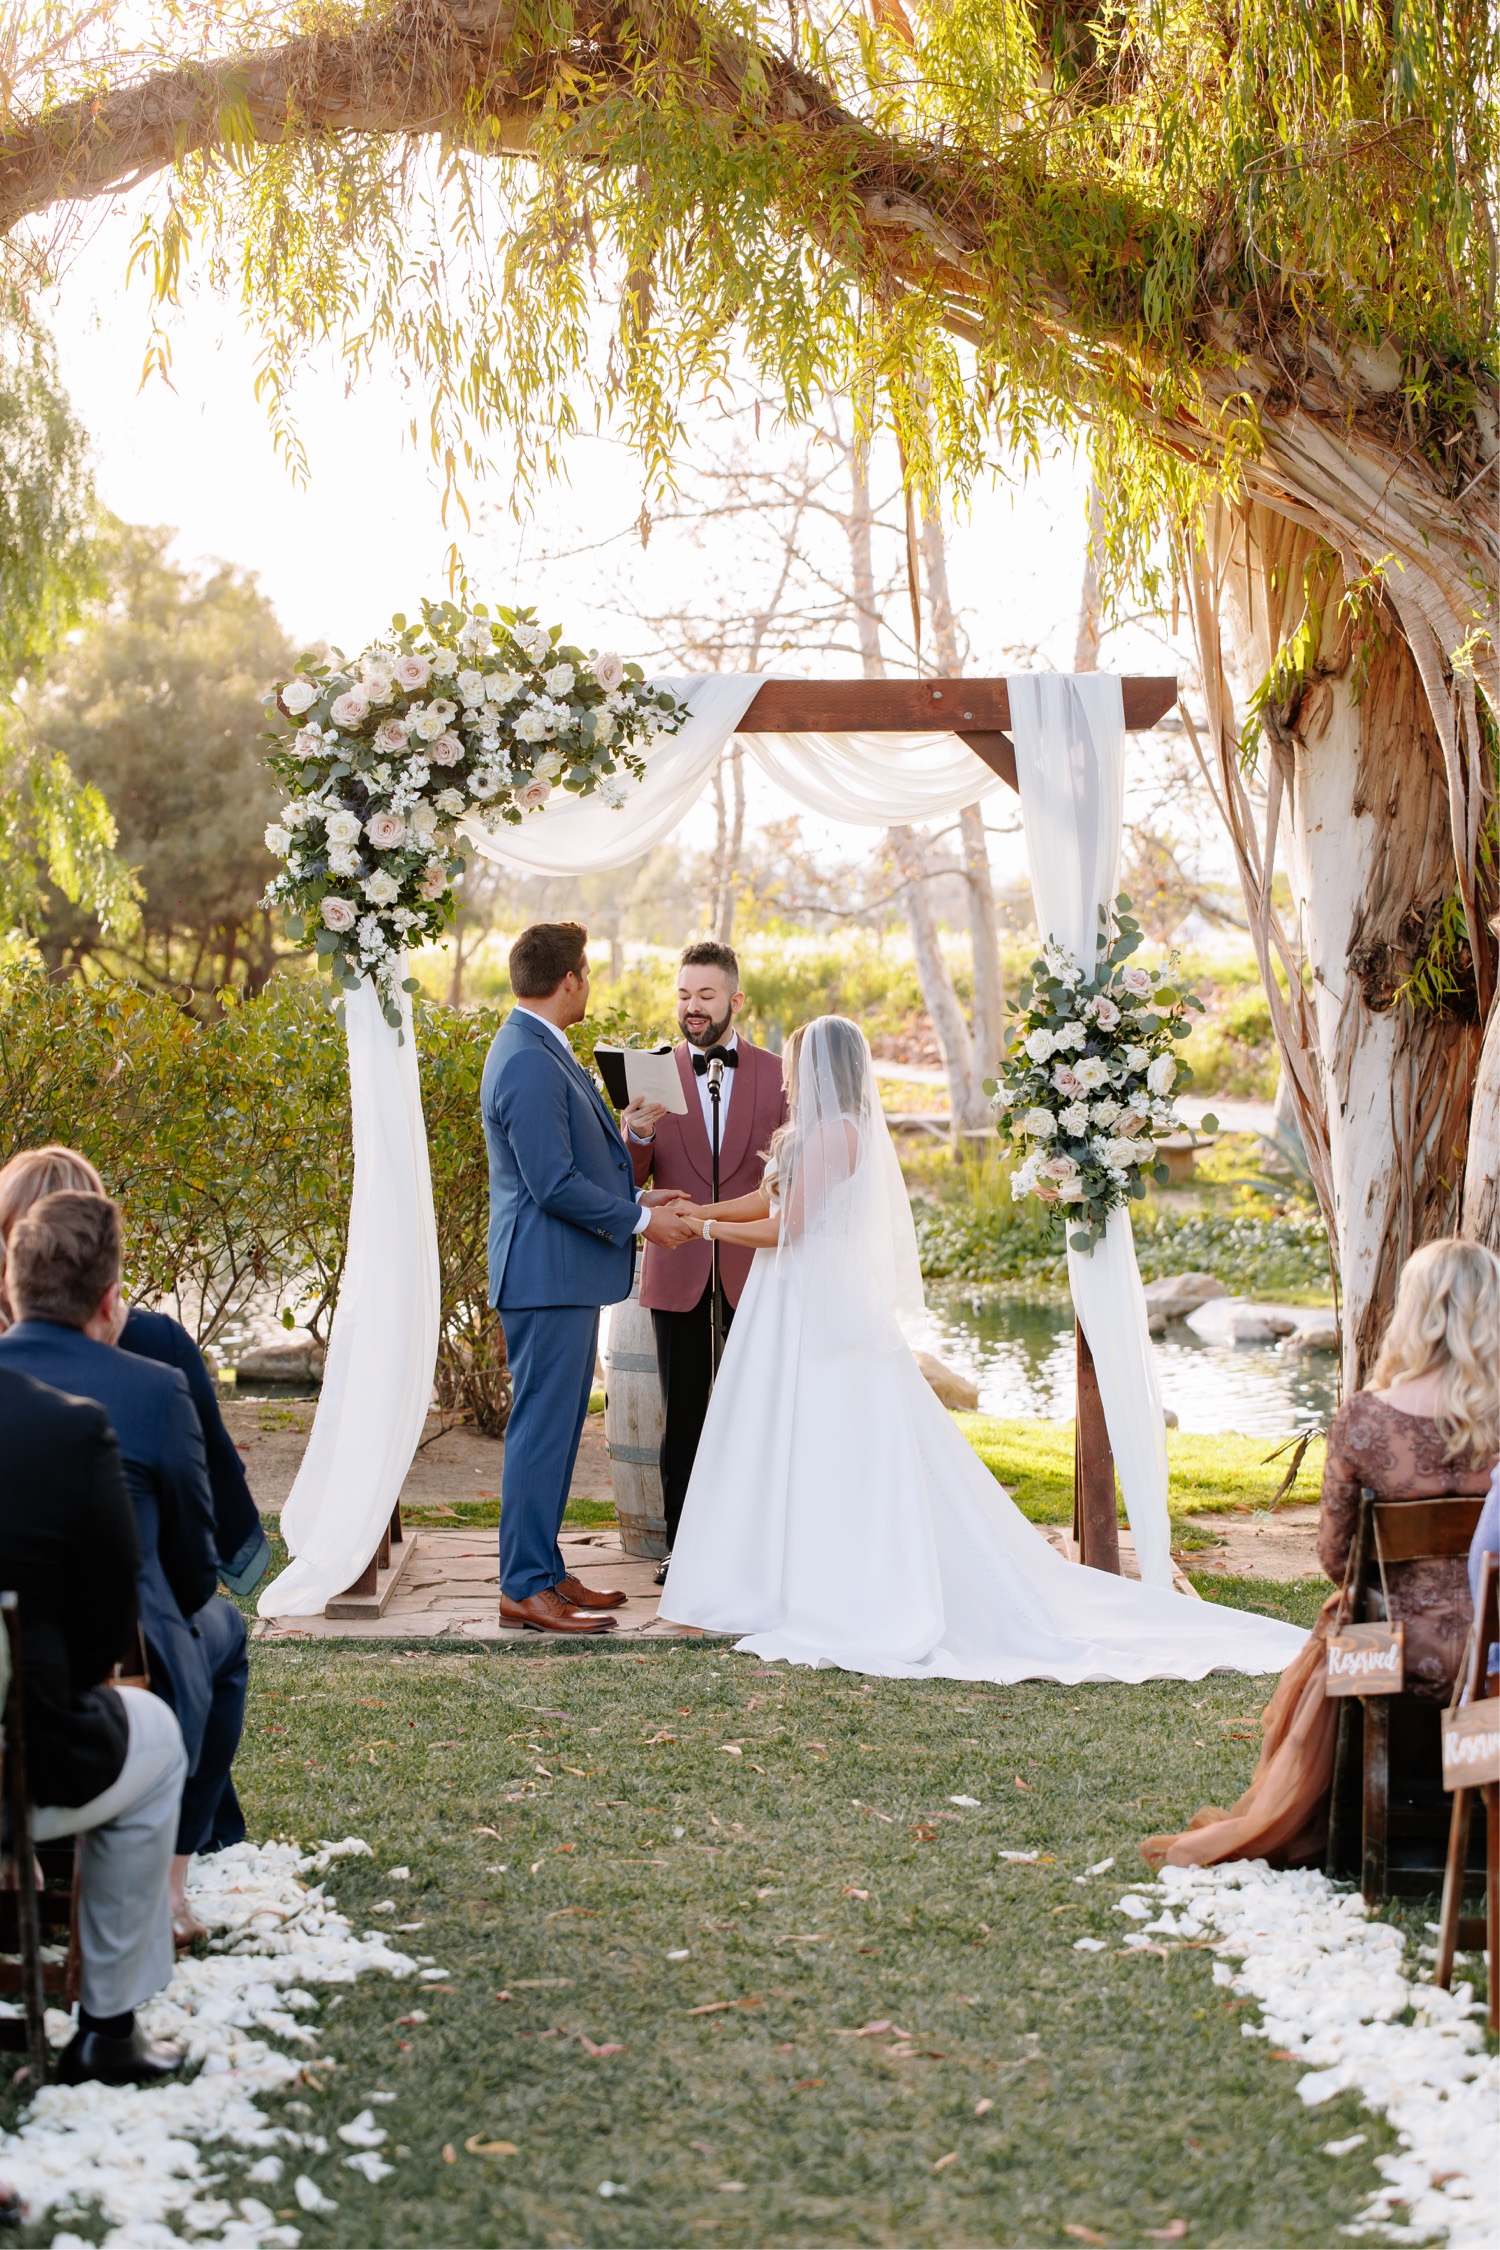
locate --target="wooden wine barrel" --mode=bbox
[604,1271,668,1558]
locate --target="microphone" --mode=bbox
[706,1056,725,1091]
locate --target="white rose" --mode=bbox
[429,645,460,677]
[542,662,575,697]
[1090,1098,1120,1125]
[362,869,401,905]
[1073,1056,1109,1090]
[1058,1101,1091,1137]
[591,708,617,747]
[1060,1022,1088,1050]
[1123,1045,1150,1072]
[433,787,465,815]
[1057,1178,1088,1201]
[1147,1054,1178,1096]
[393,654,431,692]
[592,651,625,691]
[514,708,549,744]
[327,845,363,878]
[411,704,444,741]
[324,809,362,847]
[365,811,407,851]
[407,801,438,843]
[484,671,523,705]
[361,660,395,703]
[534,750,563,780]
[329,688,371,728]
[280,677,319,715]
[429,731,464,767]
[456,669,485,706]
[1024,1028,1057,1063]
[263,823,291,857]
[320,896,356,932]
[515,778,553,812]
[516,626,551,660]
[1020,1106,1055,1139]
[1105,1136,1147,1168]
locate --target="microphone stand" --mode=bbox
[706,1056,724,1377]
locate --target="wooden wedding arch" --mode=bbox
[733,673,1180,1579]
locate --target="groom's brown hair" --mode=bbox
[510,921,588,998]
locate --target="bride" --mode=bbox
[659,1015,1306,1683]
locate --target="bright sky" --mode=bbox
[44,203,1207,883]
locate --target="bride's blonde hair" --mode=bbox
[1368,1237,1500,1462]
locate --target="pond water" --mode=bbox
[908,1287,1340,1437]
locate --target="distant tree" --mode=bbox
[30,522,297,1004]
[0,302,138,953]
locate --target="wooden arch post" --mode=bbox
[732,675,1178,1576]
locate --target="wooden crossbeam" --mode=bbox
[735,677,1175,798]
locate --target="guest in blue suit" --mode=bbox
[482,922,697,1634]
[0,1189,248,1945]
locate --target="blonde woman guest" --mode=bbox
[1145,1237,1500,1871]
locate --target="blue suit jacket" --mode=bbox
[482,1008,641,1311]
[0,1320,218,1764]
[119,1307,270,1593]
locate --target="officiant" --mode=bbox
[621,941,788,1580]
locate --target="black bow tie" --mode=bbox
[691,1046,738,1074]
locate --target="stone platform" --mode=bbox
[253,1526,694,1643]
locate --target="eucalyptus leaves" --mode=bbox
[261,601,686,1024]
[992,896,1217,1253]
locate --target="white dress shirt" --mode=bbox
[512,1005,650,1234]
[692,1028,738,1145]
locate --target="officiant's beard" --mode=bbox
[679,1000,734,1050]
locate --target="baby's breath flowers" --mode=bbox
[262,601,685,1026]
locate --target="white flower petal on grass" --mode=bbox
[1323,2134,1368,2157]
[1115,1896,1151,1919]
[388,1867,410,1880]
[1073,1938,1108,1953]
[344,2151,395,2183]
[597,2180,628,2198]
[244,2156,282,2184]
[666,1949,690,1961]
[998,1850,1040,1862]
[1087,1857,1116,1876]
[295,2174,338,2212]
[949,1795,981,1809]
[336,2109,387,2148]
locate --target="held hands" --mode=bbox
[641,1194,699,1250]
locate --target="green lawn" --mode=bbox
[955,1418,1324,1527]
[23,1603,1407,2250]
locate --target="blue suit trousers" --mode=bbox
[500,1304,600,1599]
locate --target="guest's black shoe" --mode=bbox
[56,2025,183,2086]
[653,1554,672,1587]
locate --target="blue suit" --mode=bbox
[481,1008,641,1598]
[0,1320,247,1854]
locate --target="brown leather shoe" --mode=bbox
[557,1572,627,1610]
[499,1587,617,1635]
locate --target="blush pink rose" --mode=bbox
[320,897,357,932]
[1092,996,1121,1029]
[514,778,553,813]
[394,654,432,691]
[429,731,464,766]
[373,719,410,754]
[592,651,625,691]
[1051,1065,1083,1095]
[1120,966,1153,995]
[329,689,371,728]
[419,858,449,900]
[364,811,407,850]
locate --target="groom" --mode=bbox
[482,922,696,1635]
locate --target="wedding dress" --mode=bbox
[661,1017,1306,1684]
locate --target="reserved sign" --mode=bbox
[1325,1622,1405,1696]
[1441,1699,1500,1791]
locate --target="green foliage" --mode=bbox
[956,1414,1326,1525]
[0,966,519,1431]
[30,520,296,1004]
[1179,987,1277,1100]
[0,303,99,687]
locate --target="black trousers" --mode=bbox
[652,1278,734,1550]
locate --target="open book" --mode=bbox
[593,1043,689,1116]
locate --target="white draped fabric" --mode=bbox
[258,972,440,1616]
[460,673,1002,878]
[259,670,1167,1614]
[1007,675,1172,1585]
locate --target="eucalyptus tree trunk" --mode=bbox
[846,444,984,1138]
[1187,503,1491,1386]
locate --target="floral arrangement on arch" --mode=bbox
[991,895,1217,1253]
[261,601,687,1025]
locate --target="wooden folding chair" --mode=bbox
[1325,1492,1487,1904]
[1434,1551,1498,2031]
[0,1593,83,2082]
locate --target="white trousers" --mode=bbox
[33,1686,185,2018]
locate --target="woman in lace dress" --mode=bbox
[1145,1236,1500,1870]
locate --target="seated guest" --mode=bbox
[1470,1460,1499,1679]
[0,1191,248,1946]
[0,1147,270,1595]
[0,1360,187,2084]
[1144,1237,1500,1871]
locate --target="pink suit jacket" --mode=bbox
[629,1037,788,1312]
